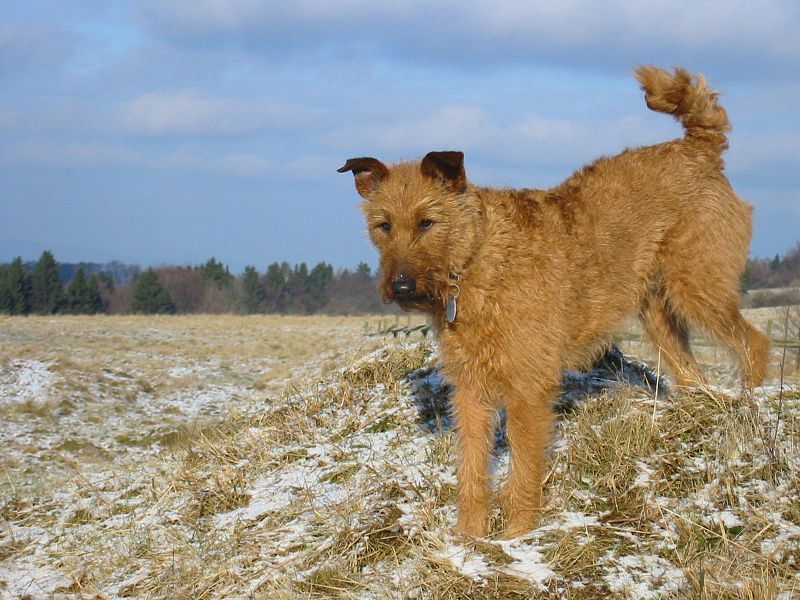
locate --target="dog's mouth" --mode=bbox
[394,294,432,312]
[382,286,430,311]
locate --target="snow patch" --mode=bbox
[436,543,491,582]
[498,540,556,588]
[0,359,54,406]
[603,554,685,599]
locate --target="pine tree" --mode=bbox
[264,262,286,313]
[131,268,176,314]
[241,266,265,313]
[308,261,333,310]
[0,264,10,313]
[31,250,65,314]
[98,272,115,293]
[67,267,88,313]
[85,274,103,314]
[9,257,32,315]
[197,257,233,289]
[356,262,372,280]
[66,267,101,314]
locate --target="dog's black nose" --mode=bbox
[391,276,416,299]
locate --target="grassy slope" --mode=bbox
[0,314,798,599]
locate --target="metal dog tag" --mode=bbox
[446,294,457,323]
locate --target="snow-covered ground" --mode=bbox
[1,315,798,598]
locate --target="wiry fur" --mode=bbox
[338,66,770,538]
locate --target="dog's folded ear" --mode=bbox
[421,151,467,193]
[337,157,389,198]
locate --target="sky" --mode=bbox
[1,1,799,273]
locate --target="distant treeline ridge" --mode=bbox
[0,252,387,315]
[1,244,798,316]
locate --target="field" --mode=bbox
[0,311,798,598]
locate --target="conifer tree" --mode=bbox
[31,250,65,314]
[67,267,88,313]
[197,257,233,289]
[0,257,32,315]
[0,264,10,313]
[66,267,102,314]
[131,268,176,314]
[85,274,103,314]
[356,262,372,280]
[264,262,286,312]
[241,265,265,313]
[98,272,115,293]
[308,261,333,310]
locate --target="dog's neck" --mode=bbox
[447,186,486,281]
[441,187,490,323]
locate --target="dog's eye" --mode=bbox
[419,219,434,230]
[377,222,391,232]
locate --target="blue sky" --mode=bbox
[1,1,798,272]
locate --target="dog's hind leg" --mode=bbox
[679,297,769,388]
[663,274,770,388]
[639,291,705,387]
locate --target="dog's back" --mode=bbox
[524,66,767,384]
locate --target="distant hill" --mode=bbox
[20,260,141,285]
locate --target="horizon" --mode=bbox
[3,239,800,278]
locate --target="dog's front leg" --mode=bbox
[452,384,494,537]
[501,380,556,538]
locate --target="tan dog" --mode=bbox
[338,66,770,538]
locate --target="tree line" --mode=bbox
[2,243,798,316]
[0,251,387,315]
[741,242,800,291]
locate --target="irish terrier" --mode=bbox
[338,66,770,538]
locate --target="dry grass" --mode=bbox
[0,314,798,598]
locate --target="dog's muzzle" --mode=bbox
[391,275,416,300]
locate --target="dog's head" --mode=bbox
[338,151,469,314]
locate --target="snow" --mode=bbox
[498,540,556,587]
[436,543,491,582]
[0,562,64,599]
[0,359,54,406]
[603,554,685,599]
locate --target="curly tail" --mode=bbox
[634,65,730,154]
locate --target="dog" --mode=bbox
[338,66,770,538]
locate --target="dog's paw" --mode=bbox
[454,513,489,538]
[501,511,540,539]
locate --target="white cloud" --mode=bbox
[0,139,315,180]
[119,90,320,136]
[324,103,677,174]
[136,0,800,76]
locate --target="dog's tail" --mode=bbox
[635,65,730,154]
